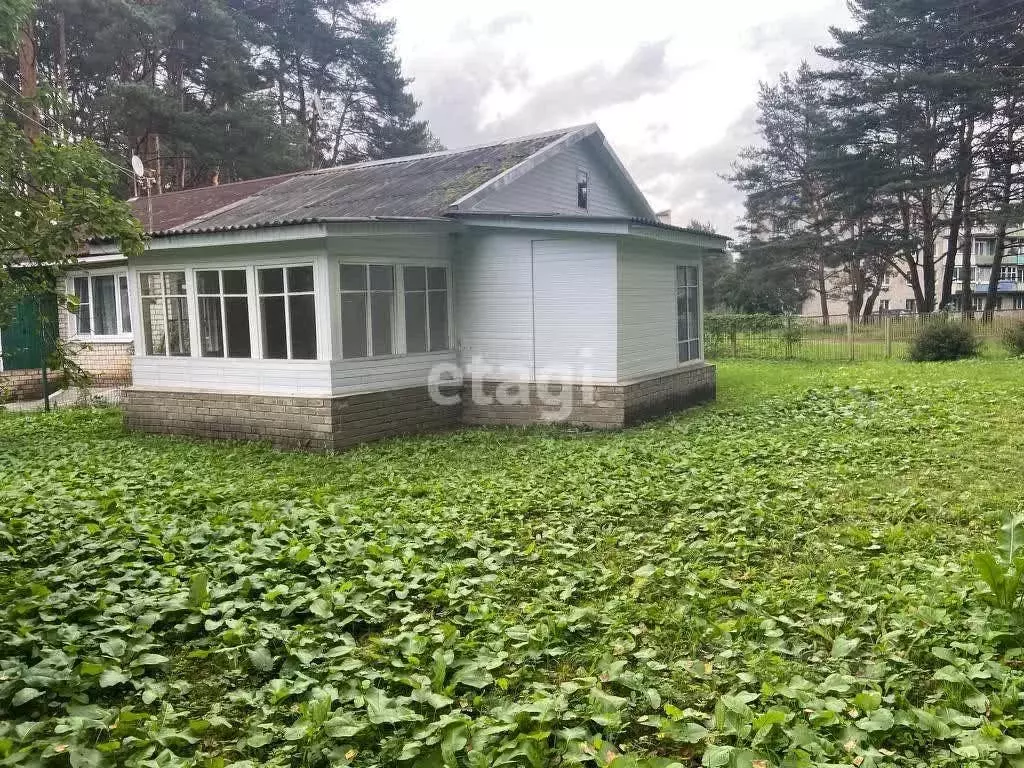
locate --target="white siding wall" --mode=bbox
[469,137,641,217]
[454,231,618,381]
[617,239,703,381]
[454,232,535,372]
[532,239,618,381]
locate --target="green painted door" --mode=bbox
[1,297,54,371]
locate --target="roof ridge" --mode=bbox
[306,124,595,176]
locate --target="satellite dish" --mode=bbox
[130,155,146,179]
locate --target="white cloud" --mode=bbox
[383,0,852,234]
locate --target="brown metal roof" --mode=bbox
[129,172,302,234]
[145,127,582,236]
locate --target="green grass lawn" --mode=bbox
[3,360,1024,767]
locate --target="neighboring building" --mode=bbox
[102,124,725,449]
[800,227,1024,317]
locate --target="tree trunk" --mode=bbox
[920,188,937,312]
[984,99,1018,320]
[817,256,829,325]
[940,116,973,307]
[17,19,39,141]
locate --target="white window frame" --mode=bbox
[878,299,890,311]
[1014,295,1024,310]
[1000,265,1019,282]
[402,265,450,355]
[974,238,995,259]
[335,259,452,361]
[339,264,397,360]
[676,264,701,364]
[195,268,253,359]
[138,270,191,357]
[256,264,318,361]
[68,269,133,341]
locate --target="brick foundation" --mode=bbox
[463,364,716,429]
[122,364,715,450]
[123,385,462,451]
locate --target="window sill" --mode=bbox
[337,349,454,363]
[70,334,134,344]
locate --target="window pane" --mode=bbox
[370,292,393,356]
[74,277,91,334]
[428,291,449,351]
[199,297,223,357]
[404,266,426,291]
[676,267,686,289]
[142,298,164,354]
[222,270,247,294]
[687,287,699,340]
[689,339,700,360]
[679,341,690,362]
[289,295,317,359]
[166,297,190,356]
[196,271,220,295]
[427,267,447,290]
[288,266,315,293]
[370,265,394,291]
[119,276,131,332]
[224,297,251,358]
[259,267,284,294]
[164,271,187,296]
[341,293,368,359]
[261,296,288,359]
[139,272,162,296]
[405,291,427,353]
[340,264,367,291]
[93,275,118,335]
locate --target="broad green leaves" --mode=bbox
[1,361,1024,766]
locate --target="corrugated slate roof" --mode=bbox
[129,173,303,234]
[159,127,581,236]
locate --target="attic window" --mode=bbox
[576,169,589,210]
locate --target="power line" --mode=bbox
[0,77,138,181]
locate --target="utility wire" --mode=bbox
[0,77,138,181]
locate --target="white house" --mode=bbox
[111,124,725,449]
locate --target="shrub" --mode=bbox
[908,320,980,362]
[1003,321,1024,357]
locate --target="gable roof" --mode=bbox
[155,126,589,236]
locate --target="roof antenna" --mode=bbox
[131,154,153,233]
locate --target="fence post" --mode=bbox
[847,316,855,361]
[884,314,892,359]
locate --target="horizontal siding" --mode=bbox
[331,352,459,396]
[132,357,334,396]
[617,240,703,381]
[533,239,618,381]
[470,137,641,217]
[454,232,535,371]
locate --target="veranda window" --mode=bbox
[140,271,190,356]
[72,273,131,336]
[403,266,449,353]
[676,265,700,363]
[340,264,395,359]
[197,269,251,358]
[258,266,317,360]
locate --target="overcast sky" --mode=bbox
[381,0,852,235]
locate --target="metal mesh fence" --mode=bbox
[704,310,1024,361]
